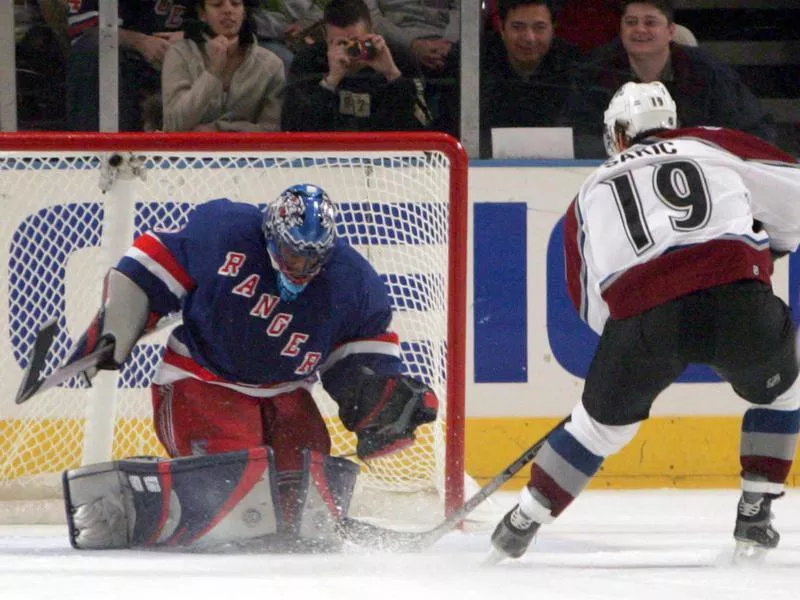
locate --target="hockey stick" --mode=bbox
[15,318,113,405]
[338,415,570,551]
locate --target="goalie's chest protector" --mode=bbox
[183,245,381,384]
[123,199,391,385]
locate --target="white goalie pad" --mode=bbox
[63,447,359,552]
[67,466,134,549]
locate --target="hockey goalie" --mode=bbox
[56,183,439,551]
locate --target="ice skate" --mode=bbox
[733,492,780,563]
[486,504,540,564]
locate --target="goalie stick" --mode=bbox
[337,415,570,551]
[15,319,113,405]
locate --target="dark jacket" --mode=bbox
[280,42,431,132]
[566,39,776,158]
[480,33,583,157]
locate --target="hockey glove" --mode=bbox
[338,369,439,461]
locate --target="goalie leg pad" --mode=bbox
[64,462,135,549]
[64,447,360,552]
[286,450,360,552]
[65,447,283,550]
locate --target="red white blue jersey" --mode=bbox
[67,0,187,40]
[565,127,800,334]
[115,198,403,398]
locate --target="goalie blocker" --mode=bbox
[63,447,359,552]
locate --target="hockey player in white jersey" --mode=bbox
[490,82,800,563]
[56,183,438,551]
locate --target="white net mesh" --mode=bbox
[0,137,464,525]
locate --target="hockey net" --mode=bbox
[0,132,467,526]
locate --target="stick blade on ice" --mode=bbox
[15,318,59,404]
[15,320,109,405]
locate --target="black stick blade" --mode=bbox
[15,318,59,404]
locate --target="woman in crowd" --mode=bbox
[162,0,285,132]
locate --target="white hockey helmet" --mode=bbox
[603,81,678,156]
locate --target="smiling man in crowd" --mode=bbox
[564,0,775,157]
[480,0,583,157]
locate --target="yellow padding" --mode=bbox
[0,418,438,485]
[466,416,800,490]
[6,416,800,490]
[0,419,165,481]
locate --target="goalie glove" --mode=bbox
[337,368,439,461]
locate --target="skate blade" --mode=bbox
[732,540,769,564]
[482,546,510,566]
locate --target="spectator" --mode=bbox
[16,0,69,58]
[251,0,329,70]
[365,0,460,78]
[480,0,582,157]
[565,0,775,158]
[15,0,69,129]
[281,0,431,132]
[65,1,189,131]
[161,0,284,132]
[553,0,696,54]
[364,0,460,135]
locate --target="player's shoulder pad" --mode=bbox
[654,127,797,164]
[190,198,263,236]
[318,241,387,307]
[194,197,261,219]
[323,239,379,280]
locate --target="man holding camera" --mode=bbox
[280,0,431,132]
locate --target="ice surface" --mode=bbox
[3,489,800,600]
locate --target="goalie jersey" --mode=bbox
[115,198,403,398]
[565,127,800,334]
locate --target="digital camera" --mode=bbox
[344,39,377,60]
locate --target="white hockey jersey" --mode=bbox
[564,127,800,334]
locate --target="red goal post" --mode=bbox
[0,131,467,525]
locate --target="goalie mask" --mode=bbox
[263,184,337,301]
[603,81,678,156]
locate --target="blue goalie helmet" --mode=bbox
[262,184,337,300]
